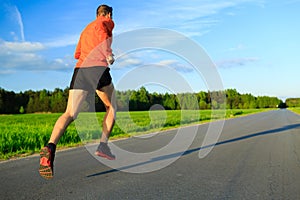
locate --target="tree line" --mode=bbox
[0,87,286,114]
[285,98,300,107]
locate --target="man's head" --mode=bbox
[97,5,113,18]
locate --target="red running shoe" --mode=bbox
[95,142,116,160]
[39,146,54,179]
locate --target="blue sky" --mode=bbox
[0,0,299,100]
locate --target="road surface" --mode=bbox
[1,109,300,199]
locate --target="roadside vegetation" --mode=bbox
[288,107,300,115]
[0,86,290,160]
[0,109,271,160]
[0,87,284,114]
[286,98,300,114]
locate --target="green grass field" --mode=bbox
[288,107,300,115]
[0,109,270,160]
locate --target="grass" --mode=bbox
[288,107,300,115]
[0,109,271,160]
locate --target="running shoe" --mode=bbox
[39,146,54,179]
[95,142,116,160]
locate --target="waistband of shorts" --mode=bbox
[75,66,108,69]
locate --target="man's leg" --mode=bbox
[96,83,116,142]
[39,89,88,179]
[94,83,117,160]
[49,89,88,144]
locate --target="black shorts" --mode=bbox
[69,66,112,92]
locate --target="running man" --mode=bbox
[39,4,116,179]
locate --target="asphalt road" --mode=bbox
[1,109,300,200]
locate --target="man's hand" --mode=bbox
[106,55,115,65]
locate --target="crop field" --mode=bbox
[0,109,268,160]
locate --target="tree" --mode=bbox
[19,106,25,114]
[163,93,176,110]
[177,93,198,110]
[210,91,226,109]
[138,87,150,110]
[199,100,208,109]
[129,90,139,111]
[51,88,67,112]
[26,97,36,113]
[39,89,50,112]
[115,90,132,111]
[240,93,256,109]
[129,87,150,111]
[226,89,240,109]
[0,87,286,114]
[286,98,300,107]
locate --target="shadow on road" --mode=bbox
[87,123,300,177]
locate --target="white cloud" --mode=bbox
[216,57,260,68]
[114,54,143,69]
[0,0,267,75]
[0,69,16,75]
[13,6,25,42]
[0,40,74,73]
[156,59,194,72]
[3,4,25,41]
[0,41,45,52]
[228,44,247,51]
[121,0,266,37]
[113,51,194,73]
[0,52,73,72]
[45,34,79,48]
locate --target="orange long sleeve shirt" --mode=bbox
[74,16,114,68]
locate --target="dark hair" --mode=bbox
[96,5,113,17]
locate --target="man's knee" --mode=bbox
[64,111,79,121]
[106,104,116,119]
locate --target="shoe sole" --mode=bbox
[95,151,116,160]
[39,147,53,179]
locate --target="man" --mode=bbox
[39,4,116,180]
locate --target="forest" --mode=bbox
[0,87,288,114]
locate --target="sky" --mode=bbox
[0,0,299,100]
